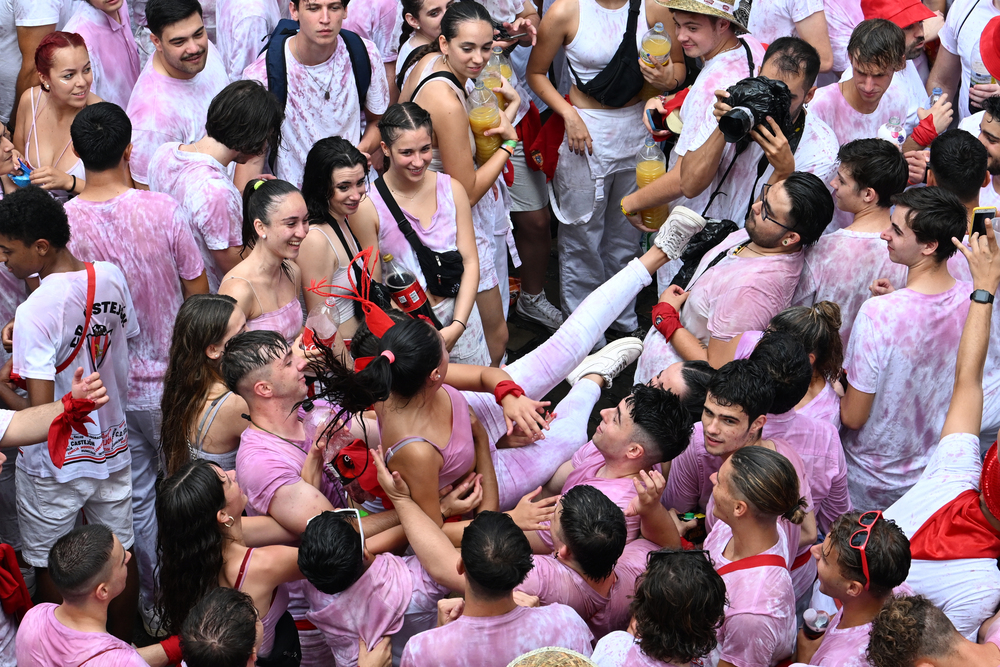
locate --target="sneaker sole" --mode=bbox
[566,337,644,385]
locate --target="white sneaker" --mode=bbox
[566,337,644,389]
[515,291,565,331]
[654,206,708,260]
[141,600,169,638]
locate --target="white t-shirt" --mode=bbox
[823,0,863,75]
[883,432,1000,641]
[940,0,1000,121]
[12,262,139,482]
[747,0,825,45]
[243,34,390,187]
[125,43,230,185]
[216,0,280,83]
[843,281,971,510]
[0,0,69,123]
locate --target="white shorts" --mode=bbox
[508,141,548,213]
[16,465,135,568]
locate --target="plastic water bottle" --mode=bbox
[303,297,341,350]
[971,53,996,113]
[482,46,513,111]
[467,79,502,166]
[877,116,906,150]
[928,86,943,107]
[639,22,671,100]
[635,137,669,229]
[381,254,443,328]
[802,609,831,640]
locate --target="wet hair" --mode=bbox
[181,587,258,667]
[298,511,366,595]
[405,2,494,73]
[625,384,693,463]
[762,37,820,91]
[48,524,115,603]
[705,359,776,426]
[890,186,969,263]
[146,0,204,38]
[827,511,910,597]
[848,19,905,73]
[161,294,239,476]
[70,102,132,172]
[155,459,227,635]
[35,31,87,79]
[558,485,627,581]
[837,139,909,208]
[728,446,808,524]
[205,80,283,158]
[290,0,353,7]
[0,185,71,249]
[461,511,534,600]
[929,129,989,204]
[984,95,1000,124]
[768,303,844,385]
[378,102,434,149]
[301,136,368,223]
[867,595,960,667]
[220,330,291,397]
[748,330,812,415]
[631,550,726,664]
[240,178,301,252]
[783,171,834,246]
[678,360,716,423]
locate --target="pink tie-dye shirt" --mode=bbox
[792,229,908,348]
[16,603,147,667]
[806,81,910,167]
[126,44,229,185]
[844,282,971,511]
[399,604,594,667]
[147,142,244,292]
[243,34,390,187]
[63,1,140,109]
[342,0,403,63]
[592,631,681,667]
[791,606,872,667]
[747,0,825,44]
[65,190,205,411]
[216,0,280,82]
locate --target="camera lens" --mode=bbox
[718,107,754,143]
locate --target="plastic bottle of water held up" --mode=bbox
[877,116,906,150]
[303,297,341,350]
[802,609,831,640]
[482,46,513,110]
[929,86,943,107]
[467,79,502,166]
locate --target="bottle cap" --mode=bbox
[382,253,394,261]
[654,21,663,30]
[803,609,817,624]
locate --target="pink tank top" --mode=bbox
[383,384,476,490]
[226,275,305,343]
[234,548,290,659]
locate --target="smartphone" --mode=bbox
[973,206,996,237]
[646,108,665,132]
[491,18,528,42]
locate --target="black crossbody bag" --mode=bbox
[567,0,644,107]
[374,177,465,298]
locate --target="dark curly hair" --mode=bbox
[631,549,726,663]
[625,384,693,464]
[826,511,910,597]
[867,595,959,667]
[155,459,228,635]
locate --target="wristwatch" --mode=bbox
[971,289,995,304]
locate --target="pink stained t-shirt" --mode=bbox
[63,1,140,109]
[792,229,908,348]
[125,44,229,185]
[242,35,390,187]
[65,189,205,411]
[517,554,610,625]
[16,603,147,667]
[147,143,244,292]
[342,0,403,64]
[798,381,842,429]
[589,539,659,639]
[592,631,681,667]
[399,604,594,667]
[661,422,716,515]
[747,0,825,44]
[704,522,796,667]
[216,0,280,82]
[305,553,449,667]
[796,606,872,667]
[843,281,971,511]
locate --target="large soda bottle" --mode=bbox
[467,79,503,166]
[635,137,669,229]
[382,253,443,328]
[971,52,996,113]
[877,116,906,151]
[802,609,831,640]
[482,46,513,111]
[639,22,671,100]
[303,297,342,350]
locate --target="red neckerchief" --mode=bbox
[908,489,1000,560]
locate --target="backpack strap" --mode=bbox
[263,18,300,107]
[340,29,371,110]
[715,553,787,576]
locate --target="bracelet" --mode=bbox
[651,302,684,342]
[502,139,518,149]
[159,635,183,665]
[620,197,638,218]
[69,175,77,193]
[493,380,524,405]
[452,319,467,330]
[499,146,513,157]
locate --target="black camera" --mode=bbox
[717,76,793,146]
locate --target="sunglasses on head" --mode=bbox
[849,510,882,591]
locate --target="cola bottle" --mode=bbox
[382,254,443,328]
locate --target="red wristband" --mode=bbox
[160,635,183,665]
[651,302,684,342]
[911,113,938,148]
[493,380,524,405]
[48,392,97,469]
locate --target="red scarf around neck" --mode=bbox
[908,489,1000,561]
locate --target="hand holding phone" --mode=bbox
[973,206,996,238]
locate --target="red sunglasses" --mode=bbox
[849,510,882,591]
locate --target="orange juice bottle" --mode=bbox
[639,22,672,100]
[468,79,502,166]
[636,137,668,229]
[482,46,512,110]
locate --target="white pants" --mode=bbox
[127,408,161,609]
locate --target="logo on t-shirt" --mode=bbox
[87,324,113,369]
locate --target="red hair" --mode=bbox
[34,31,87,78]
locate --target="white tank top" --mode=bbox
[565,0,649,83]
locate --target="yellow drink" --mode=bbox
[469,106,502,166]
[482,74,507,110]
[500,64,513,79]
[636,159,668,229]
[639,32,671,100]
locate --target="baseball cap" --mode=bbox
[982,16,1000,82]
[861,0,934,28]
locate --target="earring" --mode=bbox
[782,238,789,246]
[41,83,50,92]
[262,234,267,240]
[224,516,235,528]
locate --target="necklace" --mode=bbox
[249,419,306,451]
[387,177,423,200]
[292,36,337,101]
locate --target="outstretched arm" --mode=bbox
[1,368,108,448]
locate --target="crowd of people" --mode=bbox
[2,0,1000,665]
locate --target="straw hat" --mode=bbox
[654,0,752,34]
[506,648,598,667]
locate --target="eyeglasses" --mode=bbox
[759,184,798,233]
[849,510,882,591]
[332,508,366,554]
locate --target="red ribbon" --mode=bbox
[651,302,684,342]
[47,393,97,469]
[493,380,525,406]
[305,246,396,338]
[911,113,938,149]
